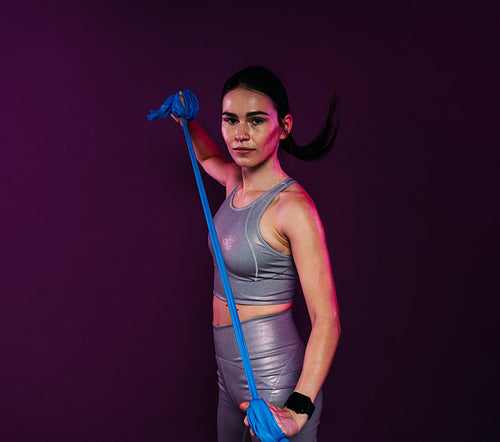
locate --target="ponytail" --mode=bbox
[279,93,339,161]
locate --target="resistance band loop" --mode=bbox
[148,91,289,442]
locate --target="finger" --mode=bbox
[178,90,186,109]
[170,114,183,126]
[239,401,250,412]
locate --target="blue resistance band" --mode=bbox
[147,91,289,442]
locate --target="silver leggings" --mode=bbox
[213,309,323,442]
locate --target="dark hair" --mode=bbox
[221,66,339,161]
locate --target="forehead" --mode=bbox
[222,88,277,115]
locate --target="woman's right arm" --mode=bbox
[178,118,241,189]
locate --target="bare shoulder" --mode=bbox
[274,183,323,233]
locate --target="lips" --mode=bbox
[233,147,255,152]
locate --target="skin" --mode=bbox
[173,88,341,438]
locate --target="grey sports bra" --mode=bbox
[208,177,299,305]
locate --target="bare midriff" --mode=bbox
[213,296,293,326]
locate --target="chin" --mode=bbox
[233,158,255,168]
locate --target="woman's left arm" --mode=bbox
[276,191,340,431]
[286,192,341,404]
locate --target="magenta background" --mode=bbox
[1,1,497,441]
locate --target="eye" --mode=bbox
[251,117,264,125]
[223,117,238,125]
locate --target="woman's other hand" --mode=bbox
[239,399,308,438]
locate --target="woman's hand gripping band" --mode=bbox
[147,90,199,122]
[240,399,308,440]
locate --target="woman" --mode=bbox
[174,66,340,441]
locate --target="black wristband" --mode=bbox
[284,392,315,420]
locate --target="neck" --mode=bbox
[240,154,288,192]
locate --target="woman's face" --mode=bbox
[221,88,291,169]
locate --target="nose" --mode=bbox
[235,124,249,141]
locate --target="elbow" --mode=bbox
[311,310,341,339]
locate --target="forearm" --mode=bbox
[293,313,341,403]
[183,119,239,186]
[186,120,224,163]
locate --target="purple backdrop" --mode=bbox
[1,1,497,441]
